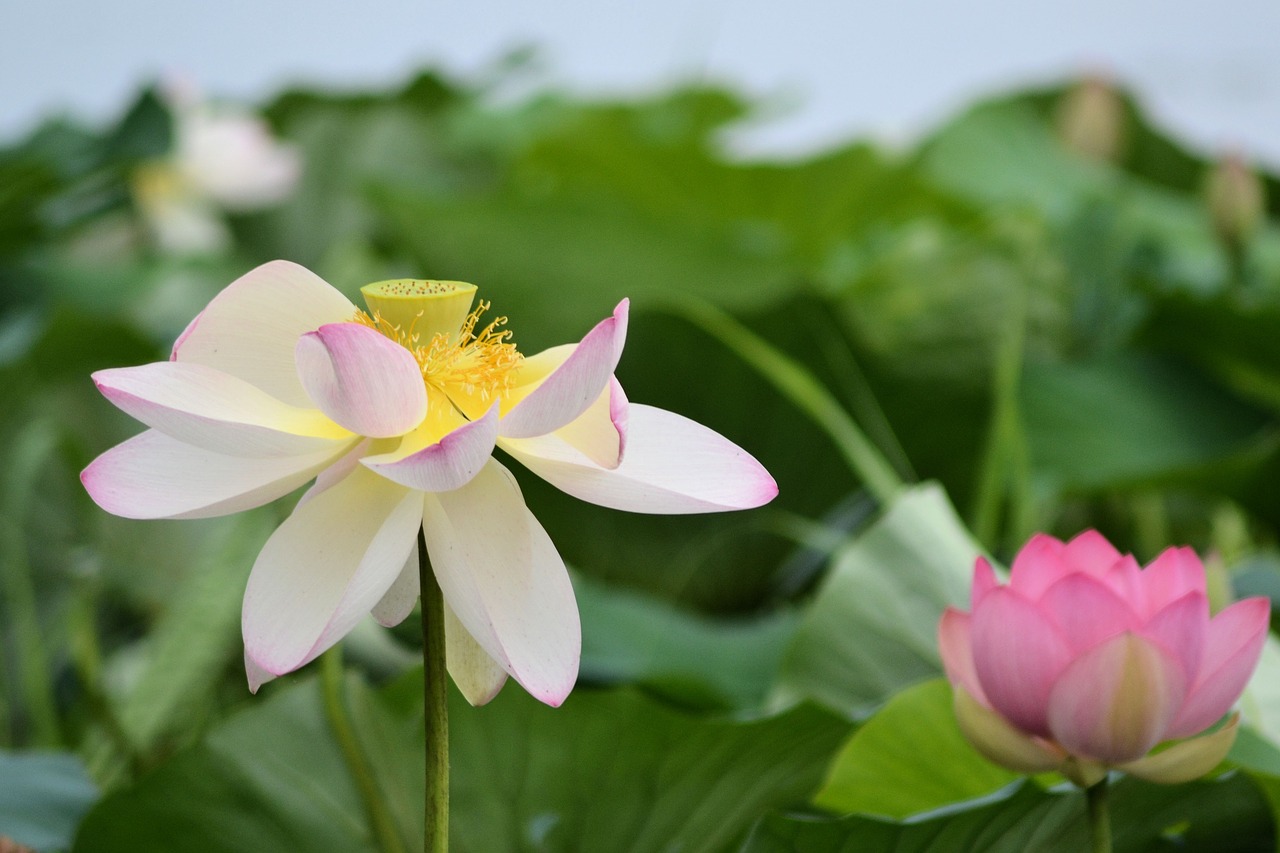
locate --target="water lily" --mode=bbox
[82,261,776,707]
[938,530,1270,786]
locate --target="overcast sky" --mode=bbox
[4,0,1280,165]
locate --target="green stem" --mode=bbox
[0,518,60,747]
[1085,777,1113,853]
[320,649,405,853]
[420,529,449,853]
[970,287,1027,549]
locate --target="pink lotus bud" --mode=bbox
[1206,152,1266,252]
[938,531,1270,786]
[1056,74,1126,163]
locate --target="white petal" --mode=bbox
[242,467,421,678]
[93,361,351,457]
[444,603,509,706]
[298,438,371,507]
[421,459,579,706]
[245,649,277,694]
[362,402,499,492]
[295,323,428,438]
[82,429,350,520]
[171,260,356,406]
[499,300,628,439]
[371,544,421,628]
[503,404,777,514]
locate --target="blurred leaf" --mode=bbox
[814,680,1016,817]
[773,483,979,717]
[1144,291,1280,415]
[442,684,849,853]
[1020,354,1271,491]
[99,89,171,166]
[917,99,1113,221]
[370,184,798,351]
[74,677,391,853]
[741,774,1272,852]
[240,72,470,268]
[575,572,799,710]
[1241,637,1280,749]
[85,512,275,784]
[75,673,849,853]
[0,751,97,851]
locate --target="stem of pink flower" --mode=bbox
[1085,776,1112,853]
[419,528,449,853]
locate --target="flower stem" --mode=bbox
[419,528,449,853]
[1085,776,1112,853]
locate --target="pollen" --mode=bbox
[355,301,522,400]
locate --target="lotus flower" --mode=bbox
[134,85,300,254]
[82,261,777,706]
[938,531,1270,786]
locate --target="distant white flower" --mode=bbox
[133,83,301,253]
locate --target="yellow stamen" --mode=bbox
[354,301,522,401]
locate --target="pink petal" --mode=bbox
[1045,633,1187,763]
[93,361,350,457]
[970,587,1074,736]
[295,323,427,438]
[503,404,777,514]
[444,603,509,706]
[361,403,499,492]
[953,686,1065,774]
[938,608,988,705]
[499,300,628,439]
[1007,534,1069,600]
[1141,591,1208,682]
[1062,529,1123,574]
[421,459,579,706]
[1101,555,1143,605]
[171,260,356,407]
[371,545,420,628]
[1167,597,1271,739]
[1036,572,1139,655]
[82,429,348,520]
[1140,547,1207,617]
[971,557,999,609]
[242,467,422,679]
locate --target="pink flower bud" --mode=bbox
[1206,152,1266,251]
[1056,74,1126,164]
[938,531,1270,786]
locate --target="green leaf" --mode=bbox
[576,573,798,710]
[1020,354,1271,491]
[74,672,850,853]
[773,483,979,717]
[74,678,383,853]
[742,774,1274,852]
[814,680,1016,817]
[444,686,849,853]
[0,751,98,851]
[83,512,277,784]
[917,99,1113,221]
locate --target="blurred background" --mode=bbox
[5,0,1280,162]
[6,2,1280,851]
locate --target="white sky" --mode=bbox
[4,0,1280,166]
